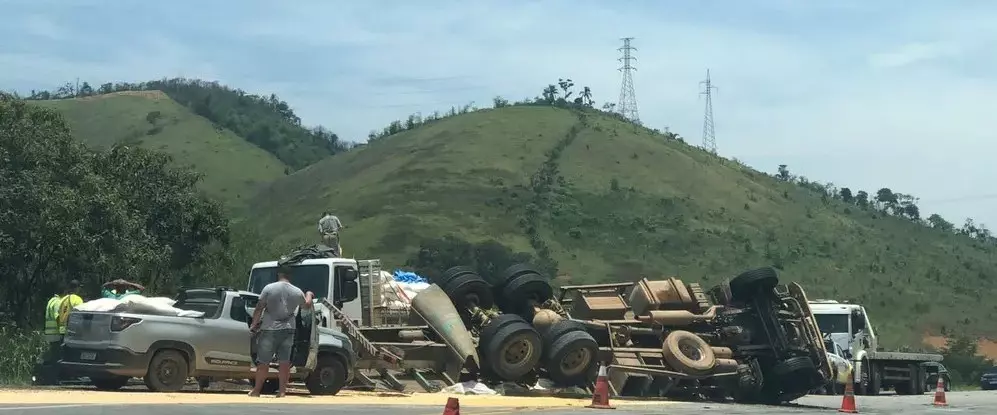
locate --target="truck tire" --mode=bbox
[729,267,779,303]
[439,266,477,288]
[499,271,553,317]
[661,330,716,375]
[482,318,542,381]
[144,349,189,392]
[443,272,495,311]
[858,358,881,396]
[542,319,587,349]
[772,357,817,395]
[305,355,347,395]
[91,375,130,391]
[543,327,598,386]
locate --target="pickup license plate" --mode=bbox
[80,351,96,361]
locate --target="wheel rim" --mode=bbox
[559,347,592,376]
[503,337,534,366]
[678,339,703,362]
[158,359,180,385]
[319,367,335,386]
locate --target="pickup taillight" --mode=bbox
[110,316,142,331]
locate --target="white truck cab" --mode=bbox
[808,300,869,359]
[248,257,372,329]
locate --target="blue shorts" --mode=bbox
[256,329,295,365]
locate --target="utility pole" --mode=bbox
[617,37,640,124]
[700,69,717,154]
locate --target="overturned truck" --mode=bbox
[429,264,832,403]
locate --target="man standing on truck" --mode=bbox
[248,266,314,397]
[317,211,344,257]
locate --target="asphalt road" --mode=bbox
[0,391,993,415]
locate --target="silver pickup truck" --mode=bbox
[59,287,356,395]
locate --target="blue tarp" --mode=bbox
[393,270,427,284]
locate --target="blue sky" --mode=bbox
[3,0,996,228]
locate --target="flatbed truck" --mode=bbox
[809,300,942,396]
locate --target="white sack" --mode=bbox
[440,380,498,395]
[74,298,122,312]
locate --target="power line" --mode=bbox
[617,37,640,124]
[700,69,717,154]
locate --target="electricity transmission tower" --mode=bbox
[617,37,640,124]
[700,69,717,154]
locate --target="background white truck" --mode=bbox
[809,300,943,395]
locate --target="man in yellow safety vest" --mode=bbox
[57,280,84,335]
[34,283,71,385]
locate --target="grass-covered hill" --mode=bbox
[248,104,997,347]
[32,91,288,208]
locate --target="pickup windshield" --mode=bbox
[249,264,330,299]
[815,314,849,335]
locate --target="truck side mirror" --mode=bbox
[336,268,359,303]
[852,310,866,331]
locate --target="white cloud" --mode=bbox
[868,42,961,69]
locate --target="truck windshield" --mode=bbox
[815,314,850,335]
[249,264,330,299]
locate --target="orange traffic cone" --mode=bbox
[442,396,460,415]
[932,376,947,407]
[838,369,858,413]
[586,363,616,410]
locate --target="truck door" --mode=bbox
[332,265,361,325]
[211,295,254,370]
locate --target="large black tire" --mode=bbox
[481,317,542,381]
[543,329,598,386]
[91,375,130,391]
[542,319,587,349]
[772,357,818,395]
[443,272,494,311]
[438,266,477,290]
[661,330,716,375]
[305,355,347,395]
[858,358,881,396]
[498,268,553,316]
[144,349,189,392]
[728,267,779,303]
[479,314,525,346]
[495,263,539,291]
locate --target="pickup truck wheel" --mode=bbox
[484,319,542,381]
[145,349,189,392]
[729,267,779,303]
[91,375,130,391]
[661,330,716,375]
[543,328,598,386]
[306,355,346,395]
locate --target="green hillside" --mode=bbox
[33,91,288,208]
[248,105,997,347]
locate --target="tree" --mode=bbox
[875,188,898,211]
[855,190,870,209]
[581,87,593,107]
[0,95,230,328]
[927,214,955,233]
[542,85,558,104]
[777,165,791,181]
[557,78,574,102]
[839,187,854,204]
